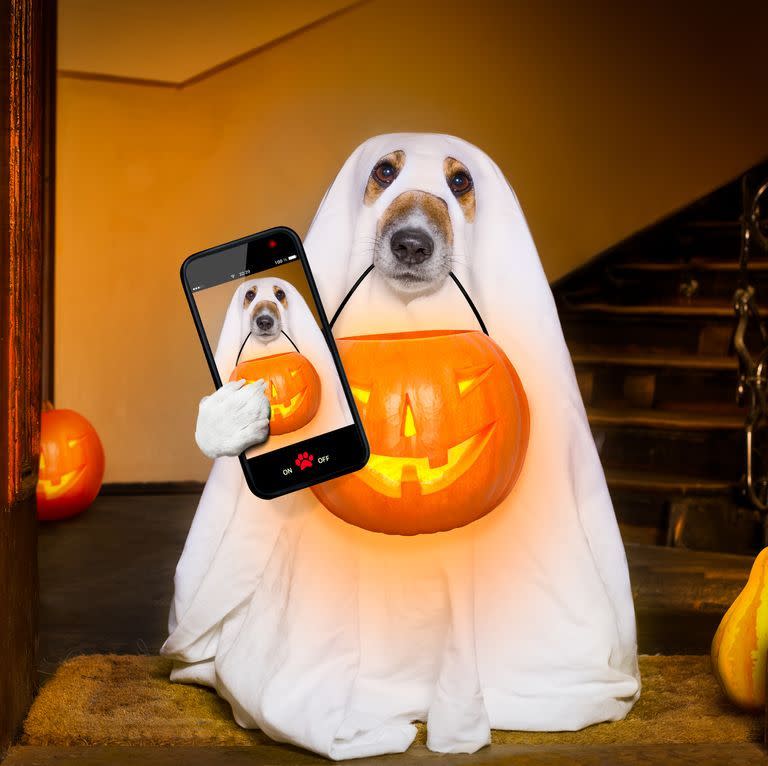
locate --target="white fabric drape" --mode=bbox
[162,134,640,760]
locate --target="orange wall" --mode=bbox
[56,0,768,481]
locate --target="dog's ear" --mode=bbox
[304,137,389,315]
[273,279,302,337]
[214,283,249,380]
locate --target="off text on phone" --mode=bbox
[283,452,331,476]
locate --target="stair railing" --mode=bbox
[734,174,768,510]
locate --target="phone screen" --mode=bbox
[182,228,368,497]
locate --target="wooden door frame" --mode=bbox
[0,0,53,756]
[40,0,54,404]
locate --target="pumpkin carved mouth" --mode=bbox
[359,423,495,498]
[39,446,87,500]
[36,414,105,522]
[38,466,85,499]
[269,387,307,419]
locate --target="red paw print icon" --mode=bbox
[295,451,314,470]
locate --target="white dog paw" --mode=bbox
[195,379,271,459]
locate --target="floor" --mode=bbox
[37,492,753,675]
[7,492,759,765]
[4,743,768,765]
[37,493,195,681]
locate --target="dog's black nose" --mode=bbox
[390,228,434,265]
[255,315,274,331]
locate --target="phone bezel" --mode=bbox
[180,226,370,498]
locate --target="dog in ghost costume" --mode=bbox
[163,134,640,760]
[195,276,351,459]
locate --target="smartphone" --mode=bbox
[181,227,369,498]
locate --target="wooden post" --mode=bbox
[0,0,51,756]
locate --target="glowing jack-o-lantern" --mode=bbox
[37,407,105,521]
[312,329,529,535]
[230,351,321,435]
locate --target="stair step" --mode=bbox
[605,469,732,494]
[674,220,742,259]
[593,420,743,479]
[614,259,768,273]
[574,354,739,412]
[588,407,742,430]
[683,219,740,230]
[590,259,768,305]
[563,313,738,357]
[613,262,690,273]
[608,470,740,549]
[678,220,741,242]
[564,300,734,318]
[572,352,735,371]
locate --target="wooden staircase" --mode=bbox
[554,162,768,553]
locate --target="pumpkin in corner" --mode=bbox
[37,405,105,521]
[711,546,768,709]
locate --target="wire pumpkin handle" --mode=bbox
[329,264,489,336]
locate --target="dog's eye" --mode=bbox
[448,171,472,196]
[372,161,397,187]
[244,289,256,302]
[275,289,286,301]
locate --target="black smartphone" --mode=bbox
[181,227,369,498]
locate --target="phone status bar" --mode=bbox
[275,254,299,266]
[189,252,298,292]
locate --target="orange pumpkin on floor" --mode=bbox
[230,351,321,435]
[711,546,768,709]
[312,329,529,535]
[37,406,105,521]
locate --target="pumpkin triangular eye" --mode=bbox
[271,381,278,398]
[349,380,371,404]
[455,364,493,397]
[402,395,417,438]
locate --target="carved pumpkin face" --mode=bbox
[312,330,529,535]
[229,351,321,435]
[37,408,105,521]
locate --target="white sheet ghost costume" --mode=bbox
[197,276,351,459]
[162,134,640,760]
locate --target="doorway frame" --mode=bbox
[0,0,55,755]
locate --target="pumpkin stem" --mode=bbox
[42,400,54,412]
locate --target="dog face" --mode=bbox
[242,281,289,343]
[364,150,476,297]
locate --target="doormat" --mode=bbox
[23,654,761,747]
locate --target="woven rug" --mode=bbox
[23,654,761,748]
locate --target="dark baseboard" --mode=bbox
[99,481,204,496]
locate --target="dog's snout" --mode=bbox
[390,228,434,265]
[255,314,274,332]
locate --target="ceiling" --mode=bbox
[58,0,358,84]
